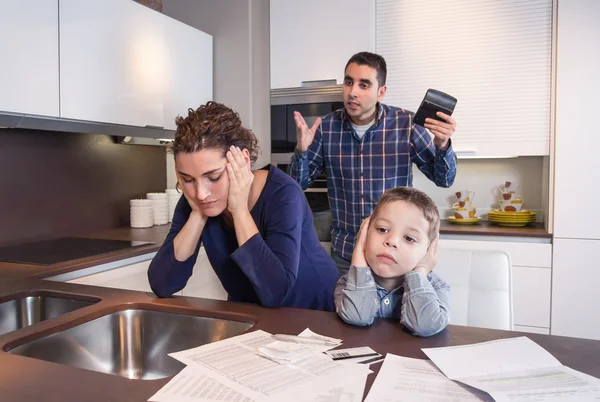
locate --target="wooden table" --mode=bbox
[0,278,598,401]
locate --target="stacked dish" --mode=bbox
[487,210,536,227]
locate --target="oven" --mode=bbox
[273,161,331,242]
[270,83,344,154]
[270,83,343,242]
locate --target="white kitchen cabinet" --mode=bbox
[514,326,550,335]
[181,247,227,300]
[439,238,552,331]
[552,238,600,340]
[269,0,374,89]
[553,0,600,239]
[163,15,213,130]
[512,266,551,329]
[376,0,553,157]
[67,258,154,293]
[60,0,166,127]
[0,0,59,116]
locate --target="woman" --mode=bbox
[148,101,339,311]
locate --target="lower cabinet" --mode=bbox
[181,247,227,300]
[62,249,226,300]
[66,256,159,294]
[439,237,552,334]
[551,238,600,340]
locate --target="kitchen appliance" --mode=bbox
[270,83,343,243]
[270,83,344,156]
[0,237,155,266]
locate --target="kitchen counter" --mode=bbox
[0,225,171,279]
[439,220,551,238]
[0,220,550,280]
[0,278,599,401]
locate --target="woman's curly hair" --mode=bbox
[170,101,259,163]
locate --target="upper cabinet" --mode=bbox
[0,1,59,117]
[163,15,213,130]
[60,0,212,130]
[553,0,600,239]
[375,0,553,157]
[269,0,374,89]
[0,0,212,135]
[60,0,167,128]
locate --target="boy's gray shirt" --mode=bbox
[334,265,451,337]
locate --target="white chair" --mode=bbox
[434,248,513,331]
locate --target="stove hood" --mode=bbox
[0,110,175,141]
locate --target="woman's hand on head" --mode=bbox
[351,216,371,268]
[226,146,254,216]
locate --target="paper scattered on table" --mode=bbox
[364,354,492,402]
[148,366,258,402]
[150,364,369,402]
[258,340,327,364]
[312,373,369,402]
[150,329,370,402]
[423,336,600,402]
[297,328,343,345]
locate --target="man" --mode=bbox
[289,52,457,275]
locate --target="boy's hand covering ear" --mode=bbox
[414,236,439,276]
[351,216,371,268]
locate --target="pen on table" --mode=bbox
[271,334,338,346]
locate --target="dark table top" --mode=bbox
[0,278,597,402]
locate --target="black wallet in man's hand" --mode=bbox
[413,89,457,127]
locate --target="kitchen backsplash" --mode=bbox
[167,153,546,220]
[413,156,546,218]
[0,129,167,245]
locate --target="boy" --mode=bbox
[334,186,450,337]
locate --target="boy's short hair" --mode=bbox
[371,187,440,242]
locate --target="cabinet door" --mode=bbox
[181,248,227,300]
[512,266,551,328]
[163,16,212,130]
[553,0,600,239]
[0,0,59,116]
[439,238,552,330]
[59,0,165,127]
[270,0,374,89]
[68,259,153,293]
[552,238,600,340]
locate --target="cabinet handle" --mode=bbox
[145,125,164,129]
[301,79,337,87]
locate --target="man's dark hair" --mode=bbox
[344,52,387,87]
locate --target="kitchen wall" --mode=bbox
[0,129,166,245]
[413,156,546,219]
[162,0,271,188]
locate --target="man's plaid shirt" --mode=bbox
[289,103,457,261]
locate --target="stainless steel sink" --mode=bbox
[0,293,98,336]
[8,308,254,380]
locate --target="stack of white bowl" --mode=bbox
[147,192,169,225]
[130,199,154,228]
[165,189,180,223]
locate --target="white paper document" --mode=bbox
[364,354,493,402]
[423,337,600,402]
[150,365,369,402]
[153,330,370,402]
[297,328,343,345]
[312,373,369,402]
